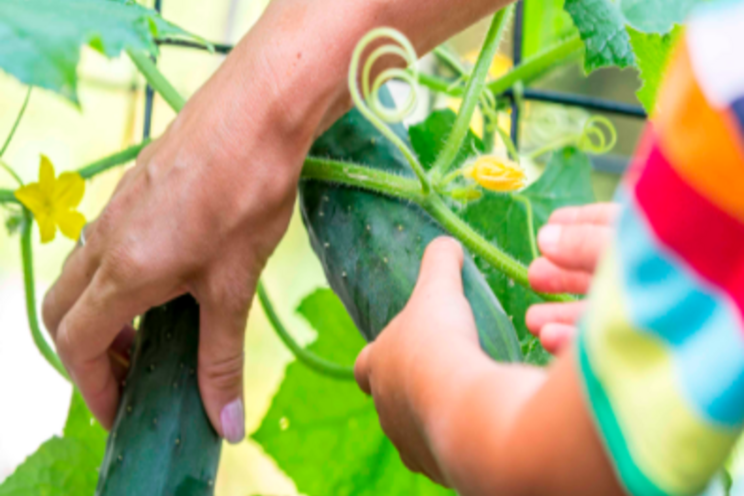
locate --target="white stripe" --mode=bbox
[687,0,744,108]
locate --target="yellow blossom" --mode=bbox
[463,155,526,192]
[14,155,86,243]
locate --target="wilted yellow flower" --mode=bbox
[14,155,86,243]
[462,155,526,192]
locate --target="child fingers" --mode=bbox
[414,237,465,297]
[547,203,620,226]
[539,323,577,354]
[354,345,374,395]
[525,301,587,335]
[537,224,612,273]
[528,257,593,294]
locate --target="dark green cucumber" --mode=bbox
[96,295,221,496]
[300,92,522,362]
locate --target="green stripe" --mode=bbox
[577,327,669,496]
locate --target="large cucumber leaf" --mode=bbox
[0,390,105,495]
[409,110,595,364]
[628,25,683,114]
[564,0,698,72]
[253,289,453,496]
[0,0,198,104]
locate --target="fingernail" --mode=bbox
[538,225,562,252]
[220,398,245,444]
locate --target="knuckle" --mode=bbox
[199,352,244,392]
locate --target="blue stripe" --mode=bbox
[617,196,744,427]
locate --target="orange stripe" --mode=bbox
[655,41,744,224]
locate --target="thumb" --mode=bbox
[197,295,248,444]
[414,237,465,297]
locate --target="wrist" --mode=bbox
[226,0,390,148]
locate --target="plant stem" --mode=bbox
[0,87,32,158]
[511,193,538,261]
[0,159,24,187]
[256,282,356,381]
[486,34,583,96]
[78,140,150,179]
[0,188,17,204]
[126,49,186,113]
[432,46,467,76]
[302,157,424,203]
[416,34,583,101]
[20,209,69,380]
[431,6,513,179]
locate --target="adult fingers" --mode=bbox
[548,203,620,226]
[354,345,373,395]
[56,273,148,429]
[525,301,587,336]
[414,237,465,297]
[197,293,250,444]
[539,323,577,354]
[42,220,100,337]
[537,224,613,273]
[528,257,593,295]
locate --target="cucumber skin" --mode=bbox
[300,98,522,362]
[96,296,221,496]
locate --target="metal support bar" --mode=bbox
[510,0,524,147]
[503,88,647,118]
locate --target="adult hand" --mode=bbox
[526,203,619,353]
[39,0,351,442]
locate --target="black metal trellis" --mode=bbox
[144,0,647,156]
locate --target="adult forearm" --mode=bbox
[221,0,513,151]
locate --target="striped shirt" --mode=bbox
[577,1,744,495]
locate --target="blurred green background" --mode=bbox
[0,0,642,494]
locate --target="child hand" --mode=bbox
[526,203,619,353]
[354,237,486,486]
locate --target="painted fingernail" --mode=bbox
[220,398,245,444]
[538,225,562,252]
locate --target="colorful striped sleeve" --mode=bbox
[577,2,744,495]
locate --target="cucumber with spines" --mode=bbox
[300,91,522,362]
[96,295,221,496]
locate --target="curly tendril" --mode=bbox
[527,111,618,160]
[577,115,618,155]
[349,28,430,191]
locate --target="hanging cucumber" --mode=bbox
[95,295,221,496]
[300,90,522,362]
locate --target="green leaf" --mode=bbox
[409,109,484,171]
[564,0,698,73]
[0,0,197,104]
[64,389,108,452]
[253,289,453,496]
[0,390,106,495]
[621,0,698,33]
[564,0,636,72]
[628,25,683,113]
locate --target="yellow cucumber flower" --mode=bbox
[463,155,526,193]
[14,155,86,243]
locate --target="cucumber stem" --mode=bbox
[431,7,513,180]
[126,49,186,113]
[0,86,32,158]
[257,282,356,381]
[77,140,150,179]
[20,209,70,380]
